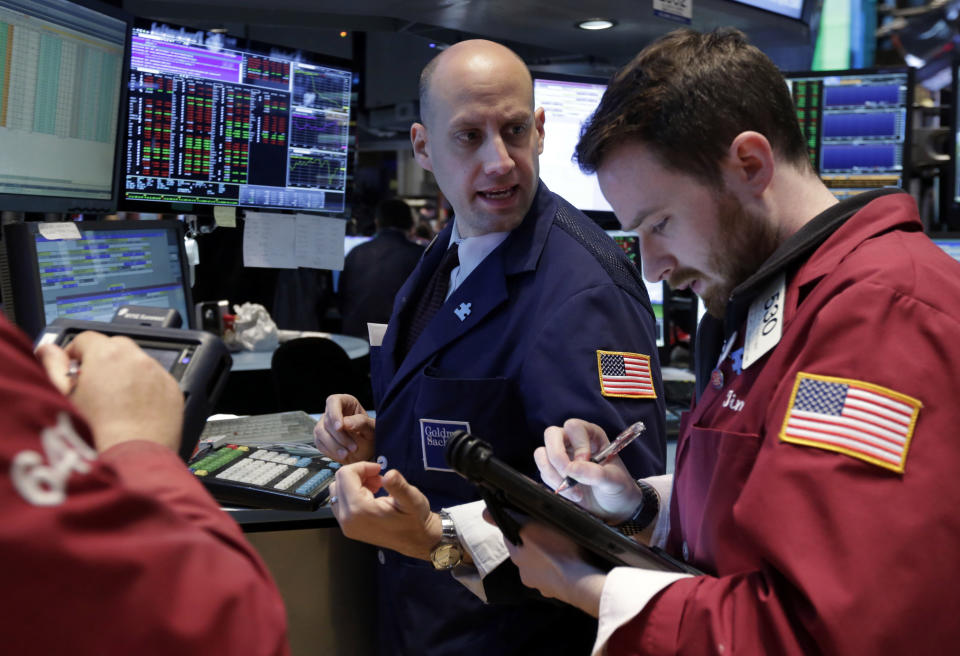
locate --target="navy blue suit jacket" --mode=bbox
[371,183,666,656]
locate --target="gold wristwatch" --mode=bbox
[429,511,463,570]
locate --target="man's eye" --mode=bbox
[509,124,527,136]
[652,217,670,234]
[456,131,479,144]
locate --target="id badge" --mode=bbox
[420,418,471,471]
[742,272,785,370]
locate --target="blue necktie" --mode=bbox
[399,242,460,360]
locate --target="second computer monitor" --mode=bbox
[533,72,612,214]
[605,230,664,347]
[0,219,194,339]
[785,67,913,200]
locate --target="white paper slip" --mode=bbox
[742,272,785,370]
[367,323,388,347]
[294,214,347,270]
[243,212,297,269]
[37,222,81,240]
[213,205,237,228]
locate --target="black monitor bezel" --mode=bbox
[119,18,356,218]
[782,65,916,190]
[0,0,132,213]
[0,218,194,339]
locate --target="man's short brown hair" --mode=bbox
[576,28,811,186]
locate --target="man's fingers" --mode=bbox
[543,427,575,478]
[335,461,384,501]
[562,419,605,460]
[35,343,73,395]
[381,469,427,512]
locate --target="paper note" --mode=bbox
[294,214,347,270]
[213,205,237,228]
[37,222,81,240]
[242,212,297,269]
[367,323,388,347]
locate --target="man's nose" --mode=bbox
[482,136,515,177]
[640,241,673,284]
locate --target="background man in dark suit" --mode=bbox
[338,198,425,339]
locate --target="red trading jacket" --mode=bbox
[610,191,960,654]
[0,316,290,655]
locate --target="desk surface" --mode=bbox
[230,331,369,371]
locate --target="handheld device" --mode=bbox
[36,318,232,461]
[445,430,701,574]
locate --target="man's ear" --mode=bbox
[534,107,545,155]
[721,131,774,198]
[411,123,433,172]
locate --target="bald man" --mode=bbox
[313,40,665,655]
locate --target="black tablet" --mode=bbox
[445,430,701,575]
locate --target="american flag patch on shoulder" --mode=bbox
[597,350,656,399]
[779,372,922,473]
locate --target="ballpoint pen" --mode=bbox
[554,420,645,493]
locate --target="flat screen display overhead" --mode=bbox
[0,0,129,212]
[785,68,913,200]
[533,73,612,214]
[123,22,353,214]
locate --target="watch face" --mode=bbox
[431,543,462,569]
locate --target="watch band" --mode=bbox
[616,480,660,536]
[429,510,464,570]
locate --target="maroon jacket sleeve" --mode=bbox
[0,317,289,655]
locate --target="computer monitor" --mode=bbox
[0,219,194,339]
[606,230,664,347]
[784,68,913,200]
[533,73,613,216]
[0,0,130,212]
[122,20,353,214]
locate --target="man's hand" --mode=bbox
[537,419,644,524]
[328,461,442,561]
[313,394,376,463]
[503,520,606,618]
[36,331,184,453]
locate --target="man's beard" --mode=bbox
[669,190,780,319]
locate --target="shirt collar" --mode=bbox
[447,220,510,292]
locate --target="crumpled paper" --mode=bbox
[230,302,279,351]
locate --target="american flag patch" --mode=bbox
[779,372,922,473]
[597,350,656,399]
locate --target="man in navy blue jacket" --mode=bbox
[313,39,665,656]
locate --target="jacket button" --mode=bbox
[682,541,690,562]
[377,549,386,565]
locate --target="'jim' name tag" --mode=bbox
[420,418,471,472]
[742,272,785,370]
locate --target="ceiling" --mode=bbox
[122,0,818,73]
[120,0,819,144]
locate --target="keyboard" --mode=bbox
[190,411,339,510]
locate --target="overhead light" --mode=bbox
[577,18,616,31]
[209,27,228,34]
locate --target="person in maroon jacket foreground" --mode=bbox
[0,317,289,655]
[502,27,960,655]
